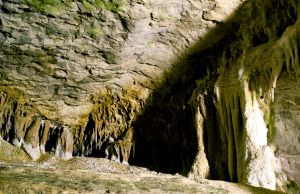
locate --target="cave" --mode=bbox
[0,0,300,193]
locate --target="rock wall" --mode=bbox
[273,72,300,192]
[0,0,235,126]
[0,0,300,193]
[0,0,243,163]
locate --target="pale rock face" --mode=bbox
[243,83,276,190]
[273,72,300,192]
[12,137,23,147]
[244,90,268,148]
[245,146,276,190]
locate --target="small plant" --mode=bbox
[86,25,102,39]
[82,0,97,13]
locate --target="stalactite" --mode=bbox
[40,120,50,154]
[72,87,143,163]
[209,8,300,189]
[0,92,15,140]
[0,90,74,161]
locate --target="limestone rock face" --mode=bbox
[0,138,30,162]
[0,0,237,126]
[273,72,300,192]
[0,0,300,193]
[0,0,244,161]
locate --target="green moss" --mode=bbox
[86,25,102,39]
[0,88,27,105]
[24,0,122,14]
[87,0,122,12]
[82,0,97,12]
[24,0,71,15]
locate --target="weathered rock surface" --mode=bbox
[0,138,30,163]
[0,0,239,126]
[273,72,300,192]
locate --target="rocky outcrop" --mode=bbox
[0,138,30,162]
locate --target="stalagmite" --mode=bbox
[23,118,42,161]
[55,126,73,160]
[188,86,210,179]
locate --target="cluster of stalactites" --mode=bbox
[0,91,73,161]
[188,2,300,189]
[72,89,142,164]
[0,88,142,164]
[73,120,133,165]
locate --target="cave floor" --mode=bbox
[0,140,281,194]
[0,159,282,194]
